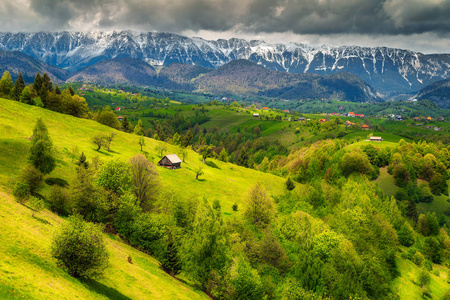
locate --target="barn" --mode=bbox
[158,154,182,169]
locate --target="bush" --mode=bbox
[48,185,71,216]
[13,182,30,203]
[412,252,425,267]
[398,223,415,247]
[52,215,109,277]
[19,165,44,195]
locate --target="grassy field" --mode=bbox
[0,97,291,298]
[0,189,208,300]
[393,256,449,300]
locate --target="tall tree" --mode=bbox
[244,183,274,227]
[20,86,33,104]
[129,154,159,211]
[160,231,182,276]
[29,118,56,174]
[0,71,13,97]
[12,73,25,101]
[134,119,145,136]
[180,199,228,291]
[33,72,42,92]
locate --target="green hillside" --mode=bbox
[0,97,287,298]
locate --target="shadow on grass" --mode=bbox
[206,161,220,169]
[197,179,206,182]
[94,149,112,156]
[45,177,69,188]
[79,278,132,300]
[32,215,51,225]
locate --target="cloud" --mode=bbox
[0,0,448,53]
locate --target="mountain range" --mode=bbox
[0,31,449,95]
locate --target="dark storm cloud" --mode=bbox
[11,0,448,36]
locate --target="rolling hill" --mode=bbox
[67,58,158,86]
[0,50,69,83]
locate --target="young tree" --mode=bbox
[29,196,45,217]
[29,118,56,174]
[179,147,188,162]
[52,215,109,278]
[199,144,215,164]
[68,85,75,96]
[97,159,132,195]
[134,119,145,136]
[121,116,131,132]
[92,135,104,151]
[244,183,274,227]
[195,166,204,180]
[103,132,116,152]
[129,154,159,211]
[19,164,44,195]
[139,136,145,151]
[285,176,295,191]
[156,143,167,158]
[20,86,33,104]
[97,106,120,129]
[0,71,13,97]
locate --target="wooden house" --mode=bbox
[370,136,383,142]
[158,154,182,169]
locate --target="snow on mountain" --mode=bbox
[0,30,449,94]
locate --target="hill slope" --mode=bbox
[417,78,450,109]
[67,57,158,86]
[0,50,69,83]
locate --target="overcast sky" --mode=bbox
[1,0,449,53]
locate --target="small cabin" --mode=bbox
[370,136,383,142]
[158,154,182,169]
[299,117,306,121]
[253,113,260,118]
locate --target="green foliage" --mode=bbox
[129,154,159,211]
[0,71,13,97]
[13,181,30,203]
[160,231,182,276]
[12,73,25,101]
[29,118,56,174]
[416,269,430,288]
[28,196,44,217]
[340,150,373,177]
[230,257,265,300]
[134,119,145,136]
[180,199,228,291]
[48,185,71,216]
[285,176,295,191]
[96,106,120,129]
[52,215,109,278]
[398,222,415,247]
[244,183,274,227]
[97,159,132,195]
[422,236,442,263]
[19,164,44,195]
[195,166,204,180]
[20,86,33,104]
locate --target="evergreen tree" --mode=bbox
[286,176,295,191]
[29,118,56,174]
[39,73,53,106]
[0,71,13,97]
[77,152,89,169]
[160,231,182,276]
[19,86,33,104]
[54,85,61,95]
[33,72,42,92]
[12,73,25,101]
[182,129,193,147]
[121,116,130,132]
[68,86,75,96]
[155,123,165,141]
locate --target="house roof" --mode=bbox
[370,136,382,140]
[361,124,369,128]
[164,154,182,164]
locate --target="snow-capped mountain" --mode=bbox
[0,31,449,94]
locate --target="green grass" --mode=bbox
[0,189,207,300]
[0,97,289,298]
[376,167,400,197]
[393,256,449,300]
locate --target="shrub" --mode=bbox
[29,196,45,217]
[48,185,71,216]
[52,215,109,278]
[19,165,44,195]
[412,252,425,267]
[13,182,30,203]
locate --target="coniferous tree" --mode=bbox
[33,72,42,92]
[286,176,295,191]
[0,71,13,97]
[39,73,53,106]
[29,118,56,174]
[121,116,130,132]
[54,85,61,95]
[68,86,75,96]
[160,231,182,276]
[12,73,25,101]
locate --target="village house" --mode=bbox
[252,113,260,118]
[158,154,182,169]
[361,124,370,130]
[370,136,383,142]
